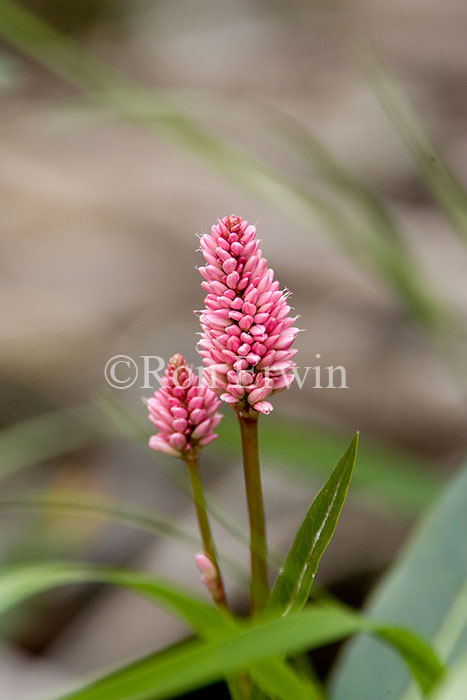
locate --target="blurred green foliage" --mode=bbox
[17,0,124,34]
[331,456,467,700]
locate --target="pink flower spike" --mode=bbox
[145,353,222,458]
[197,215,300,415]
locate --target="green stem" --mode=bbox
[237,412,269,613]
[185,453,227,610]
[187,456,256,698]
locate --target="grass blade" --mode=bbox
[0,405,104,480]
[357,44,467,242]
[0,491,247,586]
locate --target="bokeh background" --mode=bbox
[1,1,467,698]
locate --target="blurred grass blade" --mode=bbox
[42,602,442,700]
[0,561,321,700]
[0,0,441,327]
[0,490,199,545]
[93,391,190,492]
[330,457,467,700]
[265,103,403,245]
[0,405,104,480]
[0,400,442,516]
[0,491,247,585]
[217,413,441,515]
[262,103,444,327]
[357,44,467,242]
[0,0,354,240]
[269,433,358,614]
[95,391,251,540]
[0,394,277,570]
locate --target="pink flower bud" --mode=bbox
[195,552,223,601]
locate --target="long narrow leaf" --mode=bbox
[43,603,442,700]
[269,433,358,614]
[0,563,442,699]
[0,562,320,700]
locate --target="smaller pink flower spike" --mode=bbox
[197,215,300,415]
[146,354,222,458]
[195,552,224,602]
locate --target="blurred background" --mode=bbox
[1,0,467,698]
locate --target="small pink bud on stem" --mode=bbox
[195,552,225,604]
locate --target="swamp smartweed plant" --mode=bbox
[147,215,300,614]
[140,215,444,700]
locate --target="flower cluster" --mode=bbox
[197,215,299,415]
[147,354,222,458]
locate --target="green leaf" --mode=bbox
[44,604,442,700]
[0,563,442,699]
[0,562,320,700]
[269,433,359,614]
[330,458,467,700]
